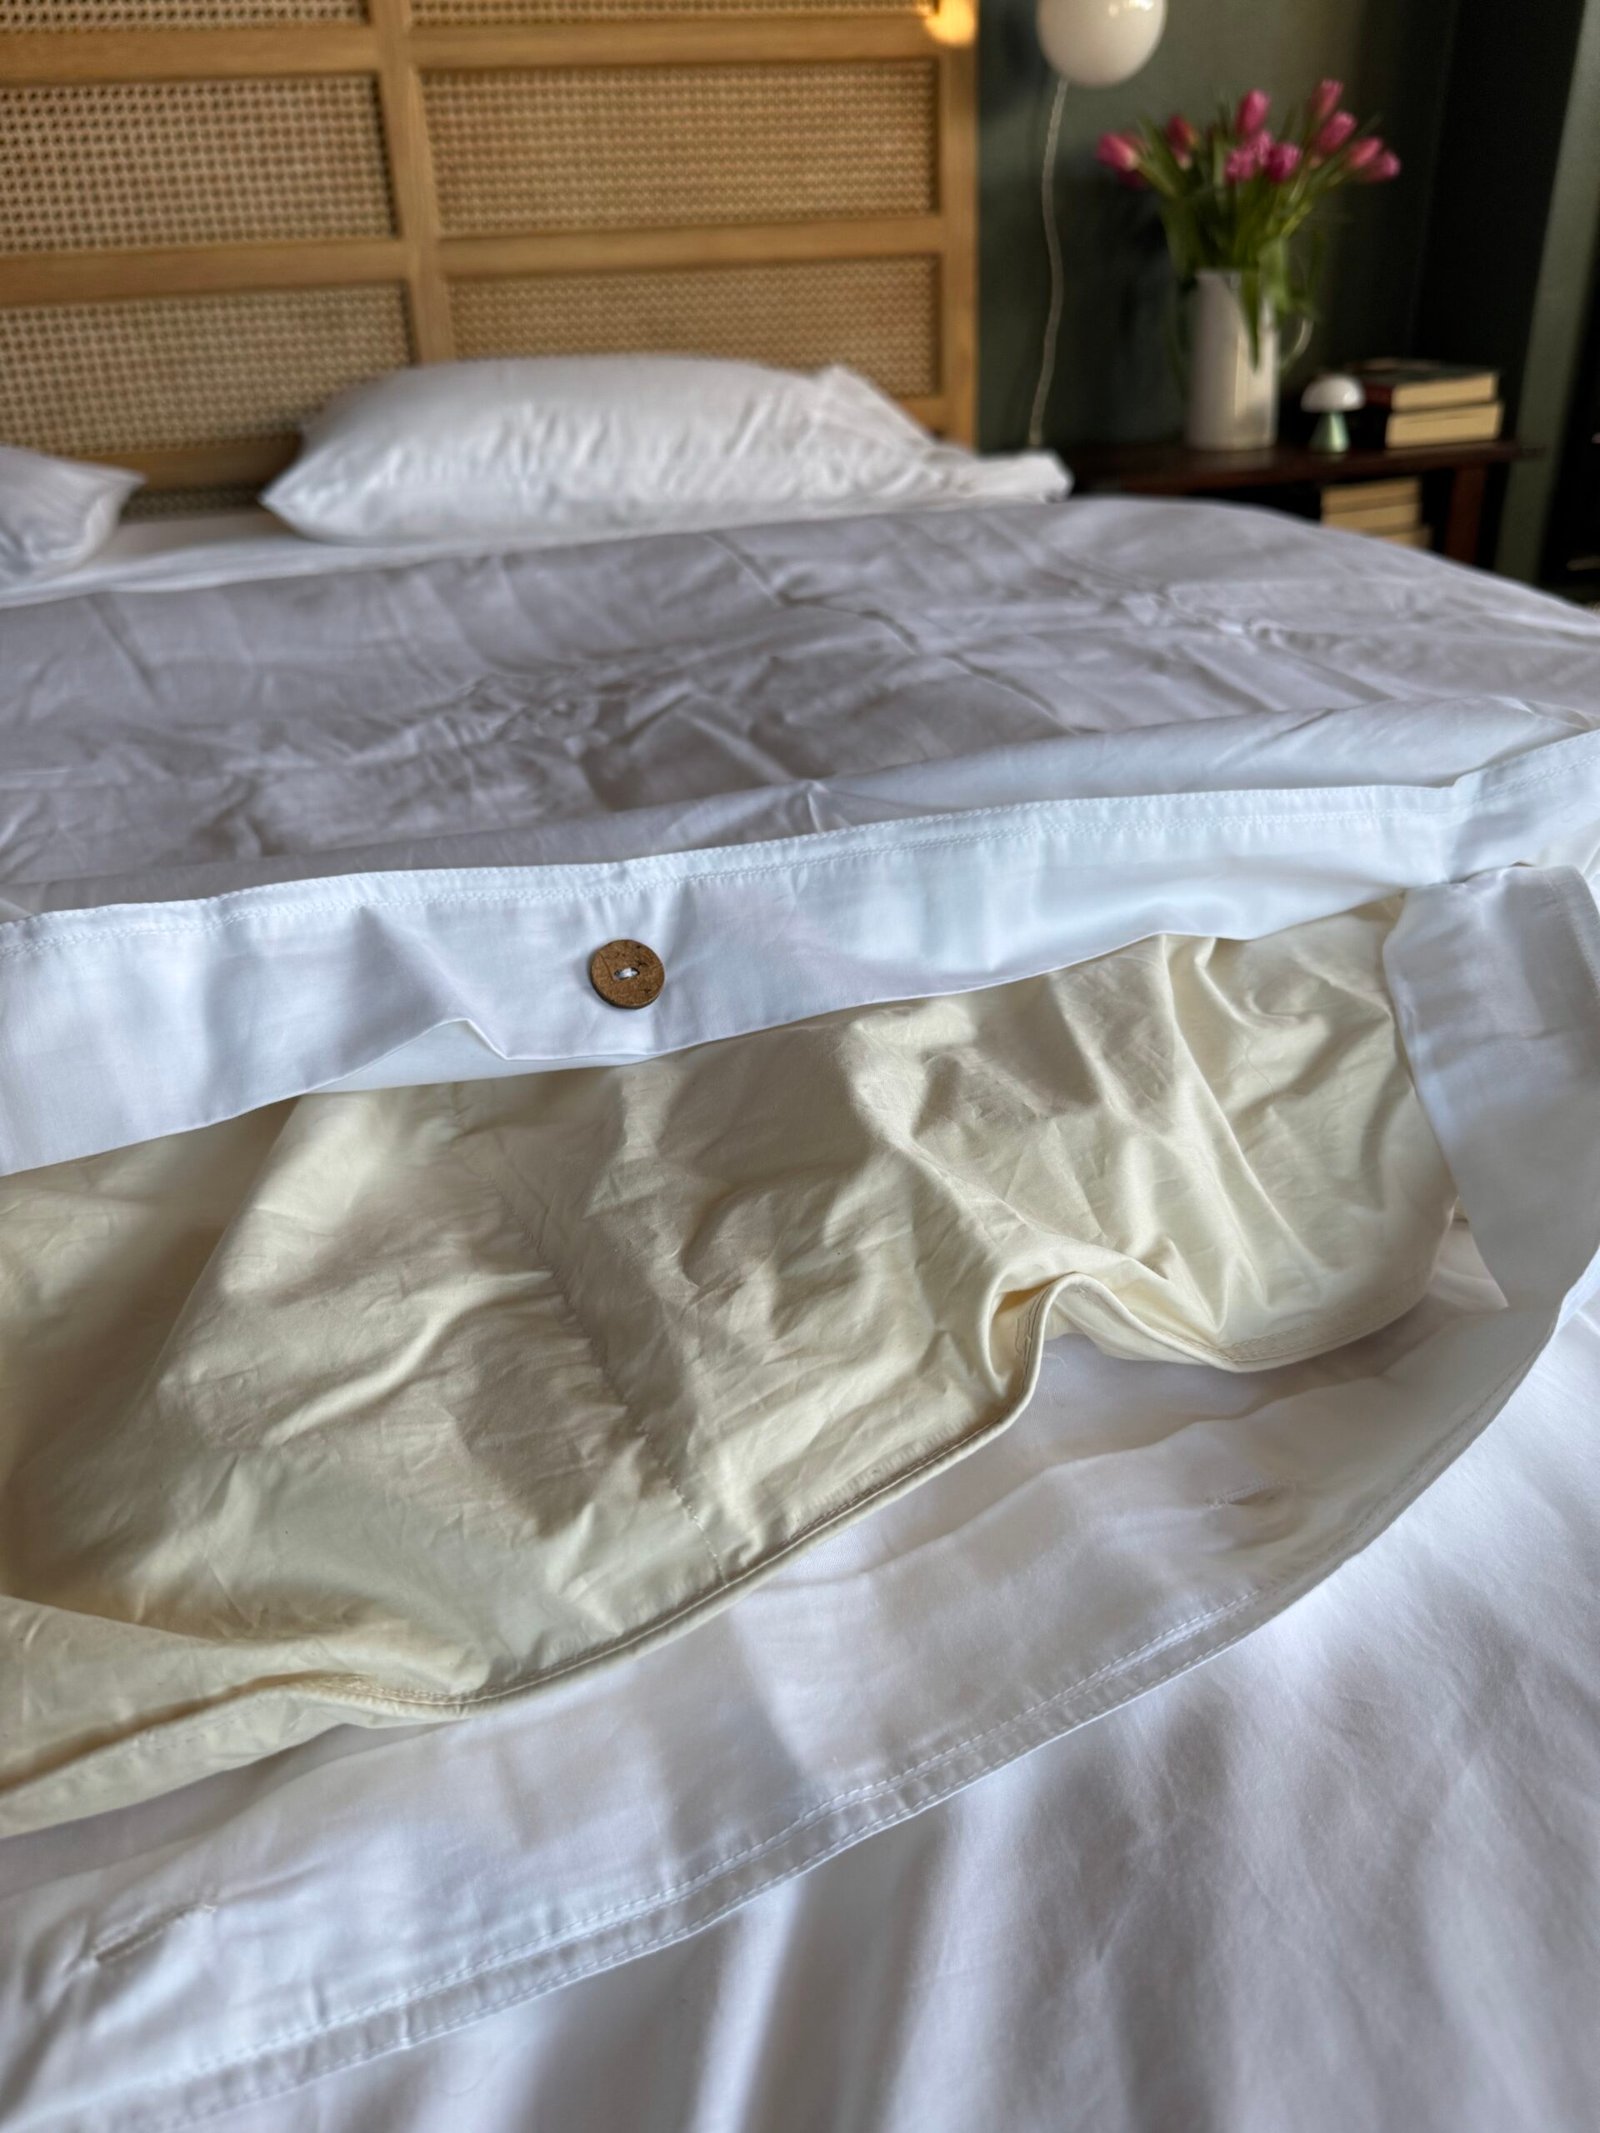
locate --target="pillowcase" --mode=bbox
[0,445,142,589]
[263,355,1067,546]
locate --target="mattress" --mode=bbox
[3,496,1600,2130]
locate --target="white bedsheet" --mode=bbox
[4,499,1600,2130]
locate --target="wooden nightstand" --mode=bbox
[1067,438,1541,569]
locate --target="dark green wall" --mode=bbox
[1413,0,1600,578]
[977,0,1463,450]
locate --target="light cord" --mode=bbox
[1027,74,1069,450]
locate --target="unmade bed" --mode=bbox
[3,491,1600,2130]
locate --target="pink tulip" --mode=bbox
[1224,144,1260,184]
[1096,130,1141,174]
[1235,90,1270,139]
[1362,149,1402,183]
[1264,140,1303,182]
[1165,112,1200,166]
[1314,111,1358,156]
[1308,79,1343,127]
[1343,135,1383,173]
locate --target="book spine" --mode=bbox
[1354,405,1503,448]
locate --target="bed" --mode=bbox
[3,8,1600,2130]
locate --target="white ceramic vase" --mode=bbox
[1185,269,1278,451]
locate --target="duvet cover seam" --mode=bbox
[1,747,1592,965]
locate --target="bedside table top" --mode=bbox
[1067,437,1539,495]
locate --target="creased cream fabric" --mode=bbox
[0,903,1452,1834]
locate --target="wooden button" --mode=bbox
[589,939,665,1010]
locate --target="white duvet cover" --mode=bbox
[7,496,1600,909]
[3,498,1600,2131]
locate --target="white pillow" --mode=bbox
[264,356,1066,545]
[0,445,142,588]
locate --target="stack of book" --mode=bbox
[1348,361,1502,448]
[1320,478,1429,547]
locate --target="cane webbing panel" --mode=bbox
[414,0,926,16]
[0,81,394,254]
[125,484,265,518]
[0,1,362,23]
[423,64,935,236]
[0,287,408,457]
[452,255,938,395]
[0,1,974,480]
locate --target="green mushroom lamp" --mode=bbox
[1303,373,1366,454]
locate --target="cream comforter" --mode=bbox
[1,904,1452,1833]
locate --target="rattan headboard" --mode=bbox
[0,0,977,499]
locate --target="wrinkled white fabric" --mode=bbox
[2,861,1598,2132]
[198,1298,1600,2133]
[0,443,139,588]
[6,496,1600,1174]
[4,506,1600,2130]
[2,706,1599,1173]
[5,497,1600,898]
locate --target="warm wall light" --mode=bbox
[1027,0,1167,447]
[1035,0,1166,87]
[924,0,978,46]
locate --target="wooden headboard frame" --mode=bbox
[0,1,977,496]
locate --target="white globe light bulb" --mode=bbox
[1035,0,1167,87]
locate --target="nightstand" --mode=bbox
[1067,438,1541,569]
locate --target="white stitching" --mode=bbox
[89,1905,217,1969]
[1,741,1593,967]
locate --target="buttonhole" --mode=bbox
[88,1901,218,1968]
[615,964,639,981]
[1206,1479,1295,1512]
